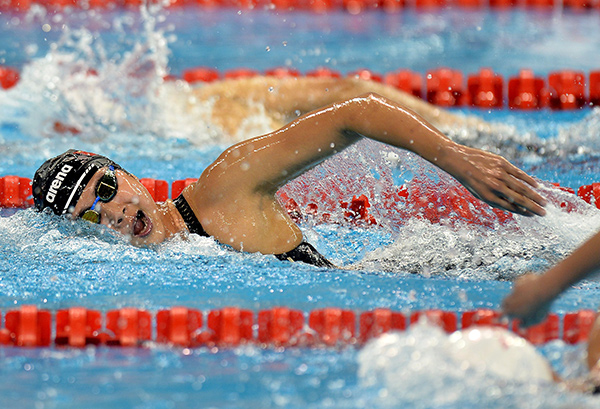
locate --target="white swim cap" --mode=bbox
[448,326,553,383]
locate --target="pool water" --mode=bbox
[1,5,600,408]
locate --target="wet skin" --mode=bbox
[70,168,185,247]
[69,94,547,254]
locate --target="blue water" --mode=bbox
[1,5,600,408]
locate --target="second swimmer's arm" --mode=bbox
[503,230,600,326]
[194,76,483,131]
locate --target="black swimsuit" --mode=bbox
[173,195,334,268]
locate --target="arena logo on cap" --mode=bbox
[73,150,97,157]
[46,164,74,203]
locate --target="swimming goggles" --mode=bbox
[80,166,118,224]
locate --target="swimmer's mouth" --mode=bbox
[133,210,152,237]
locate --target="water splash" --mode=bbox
[0,4,228,146]
[445,108,600,164]
[357,323,596,409]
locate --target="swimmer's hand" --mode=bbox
[441,144,547,217]
[501,273,554,327]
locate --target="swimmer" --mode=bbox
[502,228,600,392]
[33,93,547,267]
[359,323,556,386]
[169,76,491,140]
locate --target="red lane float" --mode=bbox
[203,307,254,346]
[258,307,306,346]
[348,68,383,83]
[359,308,406,343]
[156,307,203,347]
[590,70,600,107]
[1,306,51,347]
[461,308,507,329]
[467,68,504,108]
[0,0,31,10]
[489,0,518,6]
[182,67,220,83]
[410,309,457,333]
[140,178,169,202]
[384,69,423,98]
[415,0,445,7]
[224,68,260,79]
[343,0,389,14]
[56,307,102,347]
[171,178,197,199]
[457,0,482,7]
[309,308,356,346]
[264,67,301,78]
[105,308,152,346]
[306,0,335,12]
[563,0,595,8]
[548,70,586,110]
[511,313,559,345]
[525,0,554,6]
[426,68,466,107]
[563,310,597,344]
[0,66,19,89]
[0,176,32,208]
[508,69,548,110]
[306,67,342,78]
[577,183,600,209]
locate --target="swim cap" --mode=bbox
[32,149,122,216]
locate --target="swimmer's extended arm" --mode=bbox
[205,93,545,214]
[502,230,600,327]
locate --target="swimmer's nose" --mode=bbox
[101,202,134,232]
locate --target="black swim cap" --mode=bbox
[32,149,122,216]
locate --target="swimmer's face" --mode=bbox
[71,167,169,246]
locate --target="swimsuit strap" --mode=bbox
[275,241,335,268]
[174,194,333,268]
[173,194,209,237]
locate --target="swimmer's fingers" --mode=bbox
[502,166,548,215]
[466,179,539,217]
[505,162,539,189]
[501,274,552,327]
[512,302,551,328]
[492,178,547,217]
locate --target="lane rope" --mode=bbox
[1,66,600,110]
[0,305,594,348]
[0,176,597,228]
[0,0,599,13]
